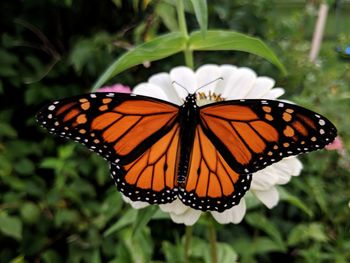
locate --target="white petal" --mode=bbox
[170,66,196,98]
[252,187,279,209]
[214,65,238,95]
[159,199,188,215]
[251,166,280,191]
[221,68,257,100]
[244,77,275,99]
[195,64,221,94]
[263,87,285,99]
[211,198,246,224]
[275,157,303,185]
[122,195,150,209]
[133,83,173,102]
[148,73,183,105]
[169,208,202,225]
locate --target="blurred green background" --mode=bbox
[1,0,350,262]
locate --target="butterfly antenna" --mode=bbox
[194,77,224,93]
[172,81,189,95]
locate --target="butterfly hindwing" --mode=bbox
[110,124,181,204]
[36,92,179,165]
[178,125,252,212]
[199,99,337,174]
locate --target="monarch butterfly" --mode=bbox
[36,87,337,212]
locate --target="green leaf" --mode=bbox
[190,0,208,37]
[132,206,158,237]
[245,213,286,251]
[216,243,238,263]
[20,202,40,224]
[156,3,178,31]
[9,255,25,263]
[92,32,187,91]
[104,209,137,237]
[278,187,314,217]
[287,223,328,246]
[0,212,22,240]
[189,30,287,75]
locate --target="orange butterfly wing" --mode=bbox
[37,93,181,203]
[110,123,180,203]
[199,99,337,174]
[178,125,252,212]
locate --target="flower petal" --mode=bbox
[169,208,202,225]
[195,64,221,94]
[98,84,132,93]
[263,87,285,99]
[251,166,280,191]
[211,198,246,224]
[122,195,150,209]
[252,187,279,209]
[148,73,183,105]
[170,66,196,98]
[159,199,188,215]
[275,157,303,185]
[244,77,275,99]
[133,83,173,102]
[221,68,257,99]
[215,65,238,95]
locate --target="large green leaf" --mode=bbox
[92,32,187,91]
[190,0,208,37]
[189,30,287,75]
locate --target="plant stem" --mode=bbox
[176,0,194,68]
[184,226,192,263]
[209,217,218,263]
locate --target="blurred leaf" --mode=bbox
[307,177,328,213]
[91,248,102,263]
[253,237,287,254]
[54,209,79,227]
[9,255,25,263]
[156,3,178,31]
[216,243,238,263]
[92,32,187,90]
[0,122,17,138]
[111,0,122,8]
[104,208,137,237]
[189,30,287,75]
[190,0,208,37]
[20,202,40,224]
[162,240,185,263]
[287,223,328,246]
[0,213,22,240]
[279,187,314,217]
[41,250,61,263]
[132,206,158,237]
[14,158,35,175]
[245,213,286,251]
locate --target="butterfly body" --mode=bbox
[37,92,336,212]
[177,93,200,184]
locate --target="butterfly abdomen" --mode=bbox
[177,94,199,184]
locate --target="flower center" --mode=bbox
[196,91,225,106]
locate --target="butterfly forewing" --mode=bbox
[36,93,179,164]
[199,99,337,174]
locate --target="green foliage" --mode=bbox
[1,0,350,262]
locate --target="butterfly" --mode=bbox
[36,90,337,212]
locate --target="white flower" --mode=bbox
[123,64,303,225]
